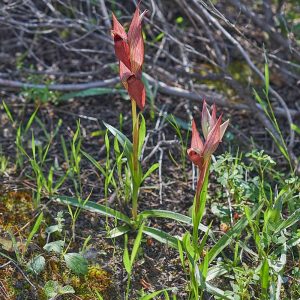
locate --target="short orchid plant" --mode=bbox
[180,102,229,299]
[188,101,229,243]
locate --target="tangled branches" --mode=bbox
[0,0,299,163]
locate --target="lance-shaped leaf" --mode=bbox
[103,121,133,160]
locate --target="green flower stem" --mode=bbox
[192,161,210,245]
[131,181,139,221]
[131,99,140,220]
[131,100,139,172]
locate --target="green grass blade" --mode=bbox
[103,121,133,160]
[108,225,131,238]
[25,212,43,252]
[264,63,269,96]
[291,123,300,134]
[140,289,173,300]
[123,234,131,274]
[140,209,212,237]
[205,282,234,300]
[2,100,14,123]
[53,195,131,224]
[81,150,106,176]
[274,208,300,233]
[25,106,39,134]
[261,258,269,292]
[142,226,179,249]
[130,223,144,265]
[141,163,159,182]
[138,114,146,157]
[59,88,126,101]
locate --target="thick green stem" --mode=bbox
[131,183,139,221]
[192,160,210,245]
[131,100,140,220]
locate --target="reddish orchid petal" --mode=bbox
[187,120,204,167]
[112,13,131,69]
[119,61,133,89]
[203,115,222,161]
[187,148,203,167]
[127,6,146,74]
[191,119,204,151]
[220,119,229,140]
[210,104,217,128]
[201,100,211,139]
[112,13,127,39]
[127,75,146,111]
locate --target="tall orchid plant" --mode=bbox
[105,5,158,221]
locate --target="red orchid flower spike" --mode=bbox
[188,100,229,213]
[112,6,147,111]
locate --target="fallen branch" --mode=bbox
[0,75,298,120]
[0,77,120,91]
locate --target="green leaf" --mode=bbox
[206,265,228,281]
[138,114,146,157]
[43,240,65,254]
[131,223,144,265]
[46,225,60,235]
[2,100,14,123]
[140,209,212,237]
[139,288,173,300]
[266,129,290,162]
[123,234,131,274]
[274,208,300,233]
[264,63,269,96]
[81,150,106,176]
[59,285,75,295]
[270,240,286,273]
[7,231,21,264]
[182,232,195,259]
[25,212,43,252]
[64,253,88,275]
[95,291,104,300]
[206,282,234,299]
[44,280,59,299]
[27,255,45,275]
[103,121,133,161]
[142,163,159,182]
[166,114,191,131]
[177,238,185,268]
[261,258,269,291]
[53,195,131,224]
[108,225,131,238]
[25,106,39,134]
[59,88,126,101]
[291,123,300,134]
[142,226,179,249]
[201,254,209,279]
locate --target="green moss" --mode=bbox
[70,265,112,300]
[0,190,35,239]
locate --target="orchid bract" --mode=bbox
[106,5,155,221]
[112,7,146,111]
[188,100,229,217]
